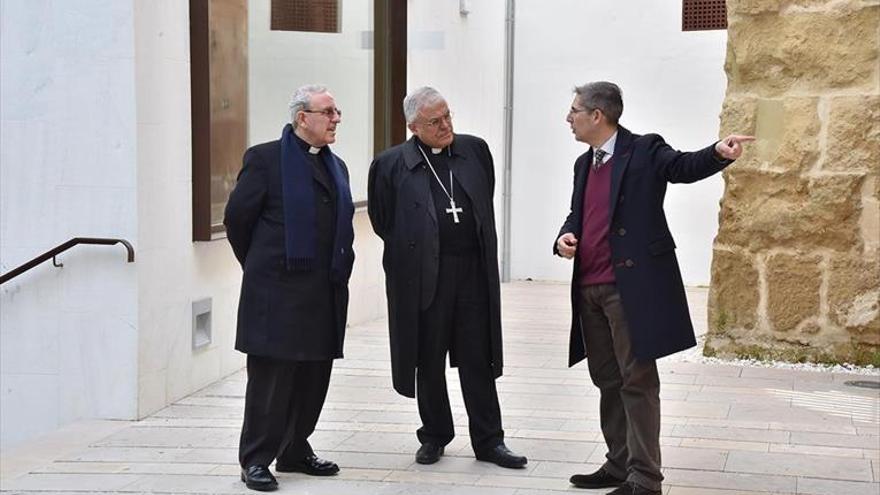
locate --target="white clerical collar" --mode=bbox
[415,137,450,156]
[294,131,322,154]
[595,131,618,159]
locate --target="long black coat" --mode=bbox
[556,126,732,366]
[225,139,354,361]
[368,134,503,398]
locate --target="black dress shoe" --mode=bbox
[475,443,527,469]
[606,481,662,495]
[569,467,625,489]
[275,454,339,476]
[240,465,278,491]
[415,442,445,464]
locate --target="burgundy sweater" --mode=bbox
[578,157,615,286]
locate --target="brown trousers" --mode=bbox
[579,283,663,491]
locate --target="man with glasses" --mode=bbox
[555,81,753,495]
[226,84,354,491]
[368,86,526,469]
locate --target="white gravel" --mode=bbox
[664,334,880,377]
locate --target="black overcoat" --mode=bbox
[225,139,354,361]
[555,126,732,366]
[368,134,503,398]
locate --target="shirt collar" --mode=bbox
[596,131,618,159]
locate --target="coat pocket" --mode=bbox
[647,236,676,256]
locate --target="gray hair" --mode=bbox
[403,86,446,124]
[288,84,329,128]
[574,81,623,124]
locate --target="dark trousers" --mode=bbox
[416,254,504,453]
[239,355,333,468]
[579,284,663,491]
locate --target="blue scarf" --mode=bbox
[280,124,354,282]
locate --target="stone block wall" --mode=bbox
[706,0,880,365]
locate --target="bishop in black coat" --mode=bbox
[368,87,526,469]
[368,133,502,398]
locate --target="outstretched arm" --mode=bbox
[654,133,755,184]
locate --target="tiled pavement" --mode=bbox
[2,282,878,494]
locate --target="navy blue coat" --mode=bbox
[555,126,732,366]
[225,140,354,361]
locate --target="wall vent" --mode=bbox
[682,0,728,31]
[192,298,212,351]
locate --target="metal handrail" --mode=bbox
[0,237,135,285]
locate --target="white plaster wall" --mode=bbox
[0,0,140,449]
[510,1,728,285]
[133,0,244,418]
[248,0,386,325]
[407,0,507,239]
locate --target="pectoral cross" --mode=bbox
[446,199,463,224]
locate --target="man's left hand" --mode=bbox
[715,134,756,161]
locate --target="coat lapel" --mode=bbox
[402,137,437,225]
[447,146,484,230]
[609,126,634,222]
[573,150,591,231]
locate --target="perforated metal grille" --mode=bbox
[271,0,340,33]
[682,0,728,31]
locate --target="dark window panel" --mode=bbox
[190,0,249,241]
[271,0,341,33]
[373,0,407,154]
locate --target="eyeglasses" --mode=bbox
[417,112,453,128]
[303,107,343,118]
[569,106,594,116]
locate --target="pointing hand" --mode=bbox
[715,134,756,160]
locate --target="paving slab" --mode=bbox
[662,468,798,493]
[724,450,875,482]
[667,488,787,495]
[795,477,880,495]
